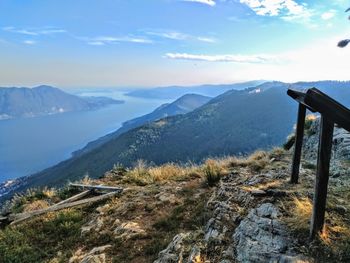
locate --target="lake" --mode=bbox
[0,89,170,183]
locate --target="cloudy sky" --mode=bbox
[0,0,349,87]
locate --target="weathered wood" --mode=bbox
[69,183,123,192]
[9,191,119,225]
[305,88,350,132]
[288,88,350,132]
[287,89,316,112]
[51,190,92,207]
[291,103,306,184]
[310,116,334,239]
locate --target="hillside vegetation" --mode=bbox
[1,145,350,262]
[5,81,350,200]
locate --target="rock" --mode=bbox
[154,233,186,263]
[233,203,301,263]
[69,245,111,263]
[80,254,105,263]
[156,193,178,204]
[81,216,105,235]
[187,245,202,263]
[114,221,146,240]
[334,205,347,215]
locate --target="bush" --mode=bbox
[203,159,223,186]
[0,209,84,263]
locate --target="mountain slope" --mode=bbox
[0,85,123,120]
[73,93,211,157]
[17,85,295,189]
[125,80,265,99]
[5,81,350,195]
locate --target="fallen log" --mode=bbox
[69,183,123,192]
[9,191,119,225]
[51,190,92,207]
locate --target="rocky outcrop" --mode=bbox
[233,203,303,263]
[303,117,350,177]
[153,233,186,263]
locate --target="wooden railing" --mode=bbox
[288,87,350,239]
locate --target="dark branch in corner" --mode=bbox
[338,8,350,47]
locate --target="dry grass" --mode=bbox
[203,159,227,186]
[123,160,202,185]
[23,200,50,212]
[225,150,273,172]
[285,196,313,232]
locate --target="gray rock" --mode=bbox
[154,233,186,263]
[187,245,201,263]
[233,203,300,263]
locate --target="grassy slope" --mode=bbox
[1,149,350,262]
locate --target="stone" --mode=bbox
[69,245,111,263]
[187,245,202,263]
[154,233,187,263]
[80,254,105,263]
[233,203,299,263]
[114,221,146,240]
[156,193,178,204]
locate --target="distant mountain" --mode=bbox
[0,85,123,120]
[72,93,211,157]
[3,80,350,199]
[125,80,266,99]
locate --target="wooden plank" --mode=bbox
[310,116,334,239]
[9,191,119,225]
[305,88,350,132]
[69,183,123,192]
[291,103,306,184]
[287,89,316,112]
[288,88,350,132]
[51,190,92,207]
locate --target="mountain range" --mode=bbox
[125,80,265,99]
[2,80,350,200]
[0,85,124,120]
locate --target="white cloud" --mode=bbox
[23,40,37,45]
[321,10,336,20]
[165,52,278,63]
[84,36,153,45]
[3,26,66,36]
[240,0,312,21]
[147,31,216,43]
[183,0,216,6]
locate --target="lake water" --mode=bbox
[0,89,170,183]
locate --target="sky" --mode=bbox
[0,0,350,88]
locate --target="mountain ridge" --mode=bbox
[0,85,124,120]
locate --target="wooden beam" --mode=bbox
[291,103,306,184]
[51,190,92,207]
[310,116,334,239]
[305,88,350,132]
[287,89,316,112]
[69,183,123,192]
[9,191,119,225]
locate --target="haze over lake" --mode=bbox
[0,89,170,183]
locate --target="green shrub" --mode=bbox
[0,209,84,263]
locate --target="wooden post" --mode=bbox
[291,103,306,184]
[310,115,334,239]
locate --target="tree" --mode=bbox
[338,8,350,47]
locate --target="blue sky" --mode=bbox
[0,0,349,87]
